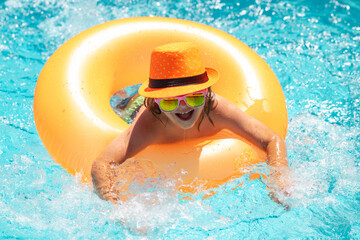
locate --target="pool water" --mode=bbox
[110,84,144,124]
[1,0,359,238]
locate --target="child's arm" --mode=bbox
[214,96,290,195]
[91,108,159,203]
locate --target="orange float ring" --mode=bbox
[33,17,287,190]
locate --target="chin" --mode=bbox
[178,121,196,130]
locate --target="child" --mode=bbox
[91,42,289,204]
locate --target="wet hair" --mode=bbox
[143,87,216,130]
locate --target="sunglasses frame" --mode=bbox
[155,89,208,112]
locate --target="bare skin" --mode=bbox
[91,93,290,204]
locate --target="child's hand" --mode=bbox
[266,168,293,210]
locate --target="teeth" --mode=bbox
[179,111,190,115]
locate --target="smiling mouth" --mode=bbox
[175,110,194,121]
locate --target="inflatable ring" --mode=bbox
[34,17,287,190]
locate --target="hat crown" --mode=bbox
[149,42,205,80]
[139,42,218,98]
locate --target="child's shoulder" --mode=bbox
[131,106,170,135]
[210,94,246,129]
[133,106,161,126]
[212,94,240,113]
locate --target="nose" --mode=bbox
[179,99,186,106]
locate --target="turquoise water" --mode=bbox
[1,0,359,238]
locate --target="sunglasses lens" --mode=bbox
[159,98,178,112]
[185,93,205,107]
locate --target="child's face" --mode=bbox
[162,100,204,129]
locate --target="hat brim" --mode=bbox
[138,68,218,98]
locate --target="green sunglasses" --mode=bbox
[155,89,208,112]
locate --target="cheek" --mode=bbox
[162,112,178,124]
[194,106,205,116]
[163,112,173,119]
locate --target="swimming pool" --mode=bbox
[1,0,359,238]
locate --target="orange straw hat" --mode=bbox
[138,42,218,98]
